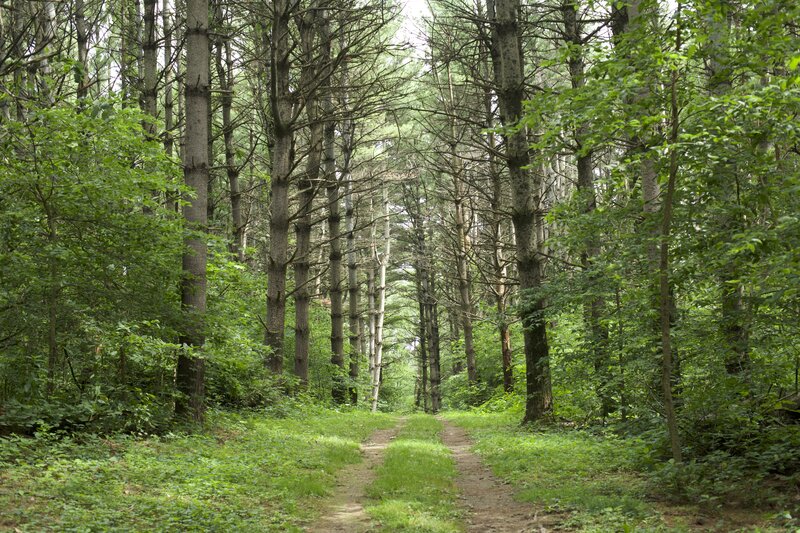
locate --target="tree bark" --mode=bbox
[264,0,295,373]
[213,4,243,261]
[75,0,89,103]
[478,34,514,391]
[176,0,209,422]
[370,186,391,412]
[142,0,157,135]
[293,7,322,387]
[428,257,442,412]
[343,120,361,404]
[660,24,683,462]
[163,0,174,157]
[435,58,478,385]
[488,0,553,422]
[320,8,346,403]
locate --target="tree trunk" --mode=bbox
[142,0,157,135]
[484,72,514,393]
[436,58,478,385]
[75,0,89,103]
[370,186,391,412]
[561,0,613,417]
[488,0,553,422]
[176,0,209,423]
[344,123,361,404]
[660,31,683,462]
[213,5,243,261]
[163,0,174,156]
[264,0,295,373]
[428,262,442,412]
[367,261,377,400]
[321,9,346,403]
[417,270,429,412]
[293,7,322,387]
[46,212,58,396]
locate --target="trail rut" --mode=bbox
[439,419,557,533]
[304,418,405,532]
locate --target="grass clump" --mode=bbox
[0,409,395,532]
[366,414,462,532]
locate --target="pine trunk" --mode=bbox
[370,187,390,412]
[264,0,294,373]
[176,0,209,422]
[489,0,553,422]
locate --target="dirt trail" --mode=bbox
[305,418,405,532]
[439,419,558,533]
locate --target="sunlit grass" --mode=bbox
[0,409,396,531]
[365,414,462,532]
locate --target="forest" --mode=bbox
[0,0,799,530]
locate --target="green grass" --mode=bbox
[0,409,395,532]
[365,414,462,532]
[443,412,671,532]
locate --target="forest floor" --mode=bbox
[0,409,787,531]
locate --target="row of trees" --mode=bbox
[0,0,411,430]
[406,0,800,466]
[2,0,800,475]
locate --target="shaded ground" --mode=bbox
[305,417,405,532]
[439,419,557,533]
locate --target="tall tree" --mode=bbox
[487,0,553,422]
[264,0,296,373]
[322,6,346,403]
[370,184,391,412]
[292,4,323,386]
[176,0,209,422]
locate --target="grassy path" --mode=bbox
[444,412,779,532]
[364,414,462,532]
[439,419,551,532]
[305,417,406,532]
[2,409,782,532]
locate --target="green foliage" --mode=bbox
[510,0,800,508]
[0,409,396,531]
[0,102,183,433]
[203,249,275,409]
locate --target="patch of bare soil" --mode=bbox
[305,418,405,533]
[439,419,562,533]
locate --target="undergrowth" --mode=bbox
[443,411,791,531]
[0,408,395,531]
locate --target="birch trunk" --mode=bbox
[370,186,391,412]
